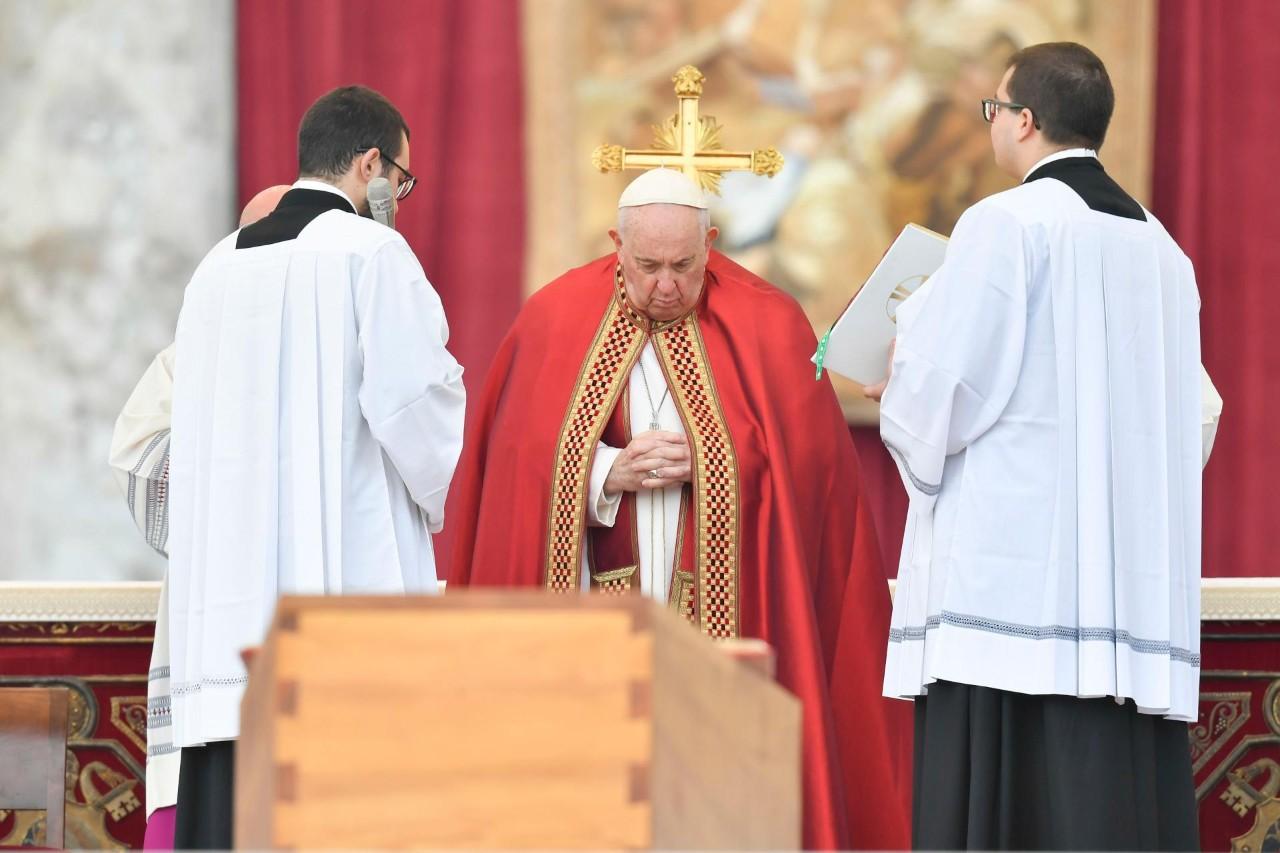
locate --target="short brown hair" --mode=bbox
[1007,42,1114,150]
[297,85,409,179]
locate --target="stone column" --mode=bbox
[0,0,235,580]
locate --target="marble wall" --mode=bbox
[0,1,236,580]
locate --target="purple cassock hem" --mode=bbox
[143,806,177,850]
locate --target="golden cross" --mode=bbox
[591,65,784,195]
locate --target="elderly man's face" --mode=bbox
[609,204,717,323]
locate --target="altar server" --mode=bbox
[166,85,465,848]
[874,42,1221,850]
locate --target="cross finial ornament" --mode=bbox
[591,65,784,195]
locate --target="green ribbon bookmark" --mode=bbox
[814,328,832,380]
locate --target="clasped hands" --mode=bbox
[604,431,692,495]
[604,340,895,492]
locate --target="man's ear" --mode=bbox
[356,148,382,182]
[705,225,719,251]
[1016,110,1037,143]
[608,228,623,253]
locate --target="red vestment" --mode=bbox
[448,251,909,849]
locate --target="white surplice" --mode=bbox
[880,158,1214,722]
[582,342,683,599]
[107,342,179,814]
[1202,366,1224,467]
[167,183,465,746]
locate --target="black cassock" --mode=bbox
[913,680,1199,851]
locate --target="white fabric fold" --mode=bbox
[1201,366,1223,468]
[588,443,623,527]
[109,344,176,555]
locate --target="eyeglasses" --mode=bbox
[355,147,417,200]
[980,98,1041,129]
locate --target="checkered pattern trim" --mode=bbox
[543,298,646,592]
[591,565,638,595]
[668,570,696,623]
[655,316,741,639]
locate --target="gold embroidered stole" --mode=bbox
[542,296,645,593]
[651,317,741,639]
[543,276,741,639]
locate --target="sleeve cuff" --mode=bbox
[880,413,942,515]
[588,444,623,527]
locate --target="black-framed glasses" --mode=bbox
[355,147,417,200]
[981,98,1041,129]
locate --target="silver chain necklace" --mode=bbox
[637,352,670,431]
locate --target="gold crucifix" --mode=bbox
[591,65,784,195]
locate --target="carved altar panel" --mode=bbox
[0,621,153,848]
[1194,623,1280,852]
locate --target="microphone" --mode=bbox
[367,177,396,230]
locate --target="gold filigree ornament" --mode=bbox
[751,146,784,177]
[590,64,784,194]
[672,64,705,97]
[1223,759,1280,818]
[1225,759,1280,852]
[1231,796,1280,853]
[591,143,624,174]
[0,754,142,848]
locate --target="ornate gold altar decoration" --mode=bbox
[0,751,142,848]
[1224,759,1280,852]
[590,65,783,195]
[1223,759,1280,818]
[109,695,149,754]
[0,677,145,848]
[1211,678,1280,852]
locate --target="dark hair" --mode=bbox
[297,85,409,179]
[1006,42,1114,150]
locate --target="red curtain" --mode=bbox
[1152,0,1280,577]
[236,0,524,393]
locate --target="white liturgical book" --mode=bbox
[813,224,948,385]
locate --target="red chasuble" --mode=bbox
[448,251,909,850]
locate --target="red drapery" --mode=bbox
[851,428,907,578]
[235,0,524,400]
[1152,0,1280,578]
